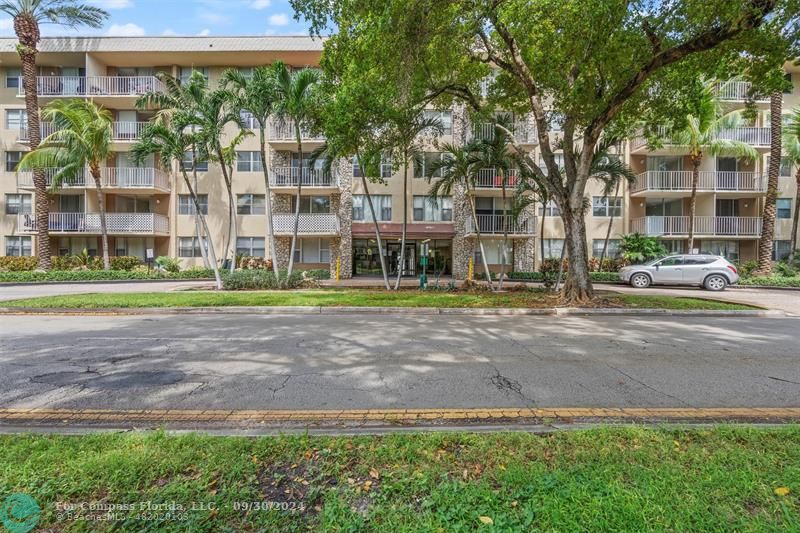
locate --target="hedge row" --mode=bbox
[0,255,143,272]
[739,275,800,288]
[0,268,215,283]
[221,270,304,290]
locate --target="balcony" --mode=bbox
[18,212,169,235]
[272,213,339,235]
[20,76,165,98]
[714,80,768,102]
[475,168,520,189]
[470,121,537,144]
[17,167,170,192]
[465,214,536,236]
[631,171,766,195]
[18,121,150,143]
[631,216,762,237]
[270,167,337,188]
[632,127,771,151]
[268,119,324,142]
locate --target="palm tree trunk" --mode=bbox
[687,157,701,254]
[361,174,390,289]
[469,192,494,291]
[599,180,621,268]
[191,143,210,269]
[18,41,50,270]
[498,171,508,291]
[789,168,800,264]
[259,126,280,277]
[214,146,236,274]
[90,165,110,270]
[393,153,409,290]
[182,169,222,289]
[287,133,303,278]
[755,91,782,275]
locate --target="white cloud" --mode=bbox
[268,13,289,26]
[105,23,145,36]
[196,28,211,36]
[197,10,230,25]
[90,0,133,8]
[161,28,178,36]
[250,0,271,9]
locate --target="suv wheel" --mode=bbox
[704,274,728,291]
[630,273,651,289]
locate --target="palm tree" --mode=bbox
[591,141,636,268]
[428,141,495,290]
[783,107,800,264]
[1,0,108,269]
[221,66,280,277]
[669,83,758,253]
[272,63,321,278]
[132,118,223,289]
[18,99,113,269]
[754,91,783,275]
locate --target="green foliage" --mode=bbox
[237,256,274,270]
[0,256,39,271]
[739,275,800,287]
[1,255,141,272]
[221,270,303,290]
[0,269,214,283]
[302,269,331,280]
[621,234,668,263]
[774,262,797,277]
[737,260,759,277]
[155,256,181,273]
[109,256,142,271]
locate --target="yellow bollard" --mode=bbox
[467,256,474,281]
[336,257,341,281]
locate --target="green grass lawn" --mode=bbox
[0,428,797,530]
[0,289,755,310]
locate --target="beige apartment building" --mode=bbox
[0,36,798,278]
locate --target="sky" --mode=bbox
[0,0,316,38]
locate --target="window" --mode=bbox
[178,237,207,258]
[423,109,453,135]
[5,68,21,89]
[683,256,717,265]
[353,156,391,178]
[768,156,793,177]
[181,151,208,172]
[353,195,391,221]
[237,151,263,172]
[180,67,209,84]
[414,152,446,178]
[5,236,31,256]
[237,194,266,215]
[352,156,362,178]
[592,196,623,217]
[5,194,31,214]
[238,67,253,81]
[542,239,565,259]
[701,240,740,261]
[774,240,792,261]
[178,194,208,215]
[777,198,792,219]
[5,151,23,172]
[657,256,684,266]
[538,200,561,217]
[291,196,331,214]
[5,109,26,130]
[297,238,331,263]
[592,239,621,259]
[413,196,453,221]
[784,73,793,94]
[240,111,260,129]
[236,237,265,257]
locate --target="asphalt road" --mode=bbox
[1,313,798,411]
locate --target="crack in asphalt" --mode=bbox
[486,363,536,405]
[605,363,691,406]
[766,375,800,386]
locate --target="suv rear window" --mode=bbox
[658,257,684,266]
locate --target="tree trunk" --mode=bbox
[226,175,237,273]
[90,165,110,270]
[498,171,508,290]
[191,143,210,269]
[18,42,50,269]
[789,168,800,264]
[259,126,280,277]
[687,156,701,254]
[469,192,494,290]
[554,237,568,292]
[539,198,546,272]
[182,170,222,289]
[393,154,409,290]
[286,133,303,278]
[755,91,782,275]
[599,180,621,268]
[560,207,593,302]
[361,174,390,289]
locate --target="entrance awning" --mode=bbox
[351,223,455,240]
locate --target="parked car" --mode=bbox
[618,254,739,291]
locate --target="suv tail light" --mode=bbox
[727,265,738,275]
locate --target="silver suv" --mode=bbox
[618,255,740,291]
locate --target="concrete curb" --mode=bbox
[0,306,785,317]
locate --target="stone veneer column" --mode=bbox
[332,158,353,278]
[450,103,472,280]
[513,202,538,273]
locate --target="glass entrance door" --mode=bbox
[387,241,416,277]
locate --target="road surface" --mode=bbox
[1,313,798,411]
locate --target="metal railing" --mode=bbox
[18,121,149,142]
[268,119,324,141]
[272,213,339,234]
[630,216,762,236]
[465,214,536,235]
[17,167,170,191]
[17,212,169,234]
[713,80,768,102]
[22,76,166,97]
[475,168,520,188]
[270,167,336,187]
[632,126,771,150]
[631,171,766,193]
[470,121,537,143]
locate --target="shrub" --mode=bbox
[0,269,215,283]
[590,272,621,282]
[237,256,274,270]
[736,260,759,277]
[738,275,800,288]
[621,233,667,263]
[508,272,544,281]
[774,261,797,277]
[221,270,303,290]
[155,256,180,273]
[0,256,39,271]
[302,269,330,280]
[109,256,141,271]
[589,257,628,272]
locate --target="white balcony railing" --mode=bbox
[632,126,771,150]
[17,167,170,191]
[17,212,169,235]
[631,171,766,193]
[465,214,536,235]
[470,121,537,144]
[475,168,520,188]
[631,216,762,237]
[268,119,324,141]
[270,167,336,187]
[17,122,56,142]
[21,76,165,97]
[714,80,768,102]
[272,213,339,235]
[19,121,149,143]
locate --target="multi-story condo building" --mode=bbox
[0,36,797,276]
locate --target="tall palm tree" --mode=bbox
[755,91,783,275]
[669,83,758,253]
[221,66,280,277]
[273,64,321,278]
[427,141,494,290]
[18,99,113,269]
[1,0,108,269]
[591,141,636,267]
[132,118,223,289]
[783,107,800,264]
